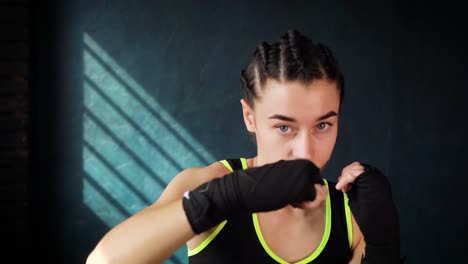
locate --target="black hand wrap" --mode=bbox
[347,163,401,264]
[182,159,324,234]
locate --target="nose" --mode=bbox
[292,131,314,161]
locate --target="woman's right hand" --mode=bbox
[182,159,325,234]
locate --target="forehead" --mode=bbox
[255,79,340,120]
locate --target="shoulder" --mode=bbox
[348,212,366,262]
[151,160,232,207]
[181,161,231,180]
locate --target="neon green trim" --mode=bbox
[343,192,353,248]
[187,159,236,257]
[219,160,234,172]
[240,158,248,169]
[252,179,332,264]
[187,220,228,256]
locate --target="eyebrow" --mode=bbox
[268,111,338,123]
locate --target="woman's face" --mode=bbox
[241,79,340,171]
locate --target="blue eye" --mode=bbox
[317,122,331,131]
[277,125,290,133]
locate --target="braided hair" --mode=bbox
[240,30,344,109]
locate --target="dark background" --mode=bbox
[1,0,467,263]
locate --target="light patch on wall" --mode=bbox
[82,32,215,227]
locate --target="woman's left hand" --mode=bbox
[335,161,365,192]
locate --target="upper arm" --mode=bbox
[349,212,366,264]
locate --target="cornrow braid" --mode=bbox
[240,29,344,108]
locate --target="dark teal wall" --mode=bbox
[31,1,467,263]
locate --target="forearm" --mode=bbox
[86,199,194,264]
[347,163,401,264]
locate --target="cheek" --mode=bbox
[313,133,338,166]
[256,126,289,155]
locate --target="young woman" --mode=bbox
[87,30,400,264]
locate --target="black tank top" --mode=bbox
[188,158,353,264]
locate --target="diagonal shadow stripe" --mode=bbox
[85,77,183,172]
[84,172,132,218]
[84,109,168,189]
[84,45,211,165]
[84,140,152,205]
